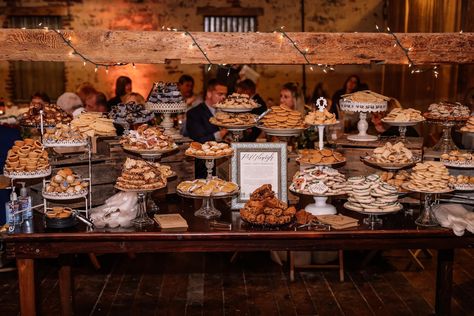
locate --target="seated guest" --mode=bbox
[30,91,50,106]
[76,82,97,105]
[186,79,228,178]
[235,79,267,141]
[85,92,108,112]
[57,92,84,118]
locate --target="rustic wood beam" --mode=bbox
[0,29,472,65]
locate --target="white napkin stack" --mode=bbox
[434,203,474,236]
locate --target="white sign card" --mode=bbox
[231,142,287,209]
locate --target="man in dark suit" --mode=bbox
[186,79,228,178]
[235,79,267,142]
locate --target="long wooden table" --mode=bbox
[3,197,474,316]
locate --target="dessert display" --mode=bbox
[240,184,296,226]
[45,207,73,219]
[364,142,417,165]
[43,123,88,146]
[209,112,257,127]
[304,108,337,125]
[259,105,305,129]
[379,171,410,192]
[71,112,116,137]
[146,82,184,104]
[4,139,50,177]
[290,166,347,195]
[424,102,470,121]
[185,141,233,158]
[449,175,474,190]
[116,158,167,191]
[345,174,401,213]
[20,103,72,126]
[440,150,474,167]
[43,168,88,198]
[382,108,424,122]
[108,101,154,126]
[460,116,474,132]
[404,161,452,192]
[297,149,345,165]
[177,178,238,197]
[214,93,259,111]
[120,124,176,152]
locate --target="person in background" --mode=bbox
[309,82,331,110]
[330,75,360,119]
[280,82,305,113]
[186,79,228,178]
[178,75,202,108]
[235,79,267,141]
[85,92,108,112]
[76,83,97,105]
[30,91,50,106]
[107,76,132,110]
[57,92,84,118]
[122,92,146,104]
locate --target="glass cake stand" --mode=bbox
[426,119,465,153]
[115,186,165,227]
[344,202,402,230]
[381,119,423,143]
[177,190,239,219]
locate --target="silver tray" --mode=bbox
[344,201,402,215]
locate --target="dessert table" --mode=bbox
[2,198,474,316]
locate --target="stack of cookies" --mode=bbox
[383,108,424,122]
[43,123,87,145]
[368,142,414,164]
[298,149,345,165]
[215,93,259,110]
[440,150,473,166]
[209,112,256,127]
[291,166,346,195]
[406,161,451,192]
[186,141,233,157]
[304,109,337,125]
[460,116,474,132]
[4,139,49,174]
[177,178,238,196]
[260,105,305,129]
[120,124,175,151]
[71,112,116,137]
[116,158,167,191]
[379,171,410,192]
[240,184,296,225]
[345,174,401,213]
[424,102,470,121]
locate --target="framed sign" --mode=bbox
[231,142,287,209]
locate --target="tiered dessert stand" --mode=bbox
[145,82,187,140]
[343,201,402,229]
[182,151,236,219]
[340,97,387,141]
[308,98,340,151]
[426,118,467,153]
[381,118,424,144]
[213,104,261,142]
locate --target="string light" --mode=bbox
[275,26,334,73]
[376,24,439,78]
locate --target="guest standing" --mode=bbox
[236,79,267,142]
[107,76,132,110]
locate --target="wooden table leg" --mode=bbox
[435,249,454,316]
[17,258,36,316]
[58,257,74,316]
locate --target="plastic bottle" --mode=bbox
[5,189,20,228]
[18,182,32,220]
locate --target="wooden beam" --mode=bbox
[1,6,69,16]
[0,29,472,65]
[196,6,264,16]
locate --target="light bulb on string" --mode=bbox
[94,66,98,73]
[105,66,109,74]
[132,63,136,69]
[83,61,86,67]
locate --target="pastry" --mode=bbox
[209,112,257,127]
[460,116,474,132]
[116,158,168,190]
[185,141,233,157]
[177,178,238,196]
[304,109,337,125]
[260,105,305,129]
[383,108,424,122]
[71,112,116,137]
[297,149,345,165]
[4,139,49,173]
[379,170,410,192]
[44,168,88,196]
[423,102,470,121]
[406,161,451,192]
[367,142,415,164]
[108,101,154,126]
[440,150,473,166]
[147,82,184,104]
[43,123,87,145]
[120,124,176,151]
[291,166,347,195]
[345,174,401,213]
[45,207,73,219]
[20,103,72,126]
[240,184,295,225]
[215,93,259,110]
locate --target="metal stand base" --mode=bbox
[132,192,154,227]
[194,198,221,219]
[416,194,439,227]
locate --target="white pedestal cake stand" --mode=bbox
[340,99,387,141]
[146,101,187,140]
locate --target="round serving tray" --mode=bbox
[43,139,89,148]
[401,183,453,194]
[452,183,474,191]
[306,120,340,127]
[209,120,256,131]
[240,216,294,228]
[440,160,474,169]
[214,104,261,113]
[177,188,239,199]
[122,144,178,156]
[185,152,234,160]
[296,156,347,167]
[361,156,420,170]
[289,187,346,197]
[42,189,88,200]
[115,184,166,193]
[344,201,402,215]
[381,118,424,126]
[423,115,469,123]
[257,125,306,137]
[4,167,51,179]
[45,213,77,229]
[145,101,187,113]
[339,99,387,113]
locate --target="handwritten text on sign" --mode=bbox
[239,151,279,200]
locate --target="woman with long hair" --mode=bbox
[107,76,132,110]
